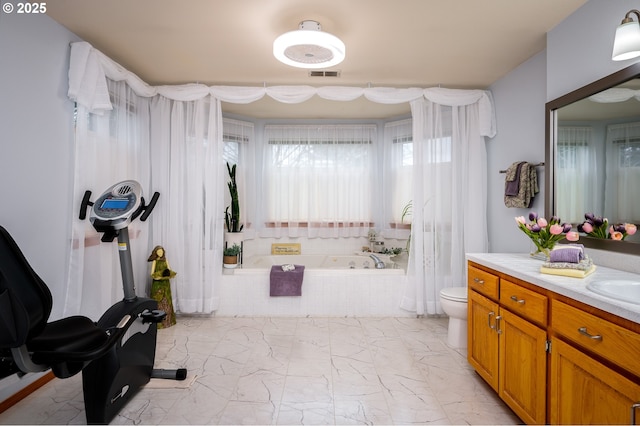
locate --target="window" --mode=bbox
[556,126,595,223]
[385,119,413,225]
[222,118,254,230]
[222,118,252,165]
[605,122,640,222]
[263,124,376,230]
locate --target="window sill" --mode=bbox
[264,222,375,228]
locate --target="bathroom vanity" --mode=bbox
[466,253,640,425]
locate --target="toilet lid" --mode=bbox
[440,286,468,302]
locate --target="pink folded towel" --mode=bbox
[270,265,305,296]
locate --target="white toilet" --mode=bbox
[439,286,468,348]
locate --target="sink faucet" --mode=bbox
[369,254,385,269]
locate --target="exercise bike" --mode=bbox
[0,180,185,424]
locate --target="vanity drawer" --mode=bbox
[500,279,548,326]
[468,265,499,300]
[551,299,640,378]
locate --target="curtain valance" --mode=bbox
[67,41,496,137]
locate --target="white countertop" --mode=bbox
[466,253,640,324]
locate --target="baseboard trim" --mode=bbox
[0,371,55,414]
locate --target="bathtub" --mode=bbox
[217,254,411,317]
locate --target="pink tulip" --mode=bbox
[515,216,526,225]
[609,225,615,235]
[625,223,637,236]
[537,218,548,227]
[549,224,563,235]
[582,222,593,233]
[566,232,580,242]
[610,231,624,240]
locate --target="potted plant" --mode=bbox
[223,243,241,269]
[401,200,412,254]
[224,162,244,249]
[225,162,243,234]
[391,200,412,270]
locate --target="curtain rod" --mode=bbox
[499,162,545,173]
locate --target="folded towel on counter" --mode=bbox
[542,255,593,271]
[504,162,539,208]
[549,244,585,264]
[540,264,596,278]
[270,265,305,297]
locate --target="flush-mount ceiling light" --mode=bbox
[273,20,345,69]
[612,9,640,61]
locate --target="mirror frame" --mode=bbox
[545,61,640,255]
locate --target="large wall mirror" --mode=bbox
[546,62,640,254]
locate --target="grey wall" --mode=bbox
[0,12,80,320]
[487,0,640,256]
[546,0,635,102]
[487,51,547,253]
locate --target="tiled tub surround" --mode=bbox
[466,253,640,425]
[220,259,410,317]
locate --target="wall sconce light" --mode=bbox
[273,20,345,69]
[612,9,640,61]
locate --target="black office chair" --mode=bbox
[0,225,133,380]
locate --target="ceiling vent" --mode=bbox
[308,70,341,78]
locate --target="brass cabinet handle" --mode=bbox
[488,311,496,330]
[631,402,640,425]
[473,277,484,285]
[578,327,602,341]
[510,295,525,305]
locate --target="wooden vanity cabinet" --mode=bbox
[468,260,640,425]
[550,299,640,425]
[467,264,547,424]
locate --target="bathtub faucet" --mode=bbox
[369,254,385,269]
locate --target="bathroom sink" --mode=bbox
[586,280,640,305]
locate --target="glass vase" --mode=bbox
[530,241,552,260]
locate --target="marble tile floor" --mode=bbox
[2,316,521,425]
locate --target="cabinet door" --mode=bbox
[468,290,499,390]
[499,309,547,425]
[550,337,640,425]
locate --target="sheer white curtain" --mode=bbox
[67,90,224,318]
[64,80,152,318]
[66,41,495,317]
[148,96,224,314]
[605,122,640,223]
[382,119,413,240]
[556,126,597,223]
[402,97,490,315]
[260,124,376,238]
[66,43,226,316]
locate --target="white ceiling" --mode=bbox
[46,0,587,119]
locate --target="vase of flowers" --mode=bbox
[515,212,579,258]
[578,213,637,240]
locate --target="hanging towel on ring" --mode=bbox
[504,162,539,208]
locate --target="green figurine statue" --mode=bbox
[148,245,177,328]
